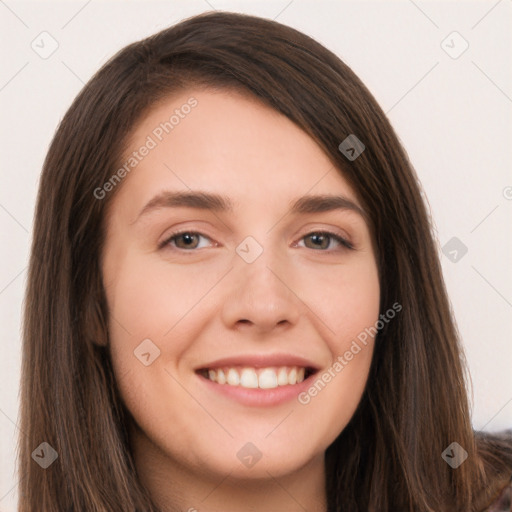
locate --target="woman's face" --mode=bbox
[101,88,380,482]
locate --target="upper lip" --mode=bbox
[196,353,321,371]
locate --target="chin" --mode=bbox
[191,432,324,481]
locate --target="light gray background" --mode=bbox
[1,0,511,509]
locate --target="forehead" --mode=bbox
[114,88,360,215]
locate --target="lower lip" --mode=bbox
[197,373,315,407]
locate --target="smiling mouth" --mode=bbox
[197,366,317,389]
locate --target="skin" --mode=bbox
[100,88,380,512]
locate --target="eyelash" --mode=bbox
[159,229,354,252]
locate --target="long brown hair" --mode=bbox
[18,10,512,512]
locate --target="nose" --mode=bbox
[220,245,301,335]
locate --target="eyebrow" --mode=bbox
[134,190,367,223]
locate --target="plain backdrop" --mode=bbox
[1,0,511,509]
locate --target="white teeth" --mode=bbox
[226,368,240,386]
[204,366,309,388]
[258,368,278,389]
[240,368,259,388]
[276,367,289,386]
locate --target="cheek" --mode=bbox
[297,255,380,349]
[104,253,229,373]
[106,253,202,334]
[293,256,379,427]
[103,255,221,460]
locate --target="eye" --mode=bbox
[159,230,353,252]
[298,231,353,251]
[160,231,214,250]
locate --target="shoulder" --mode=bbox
[475,429,512,512]
[484,476,512,511]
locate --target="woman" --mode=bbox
[18,10,512,512]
